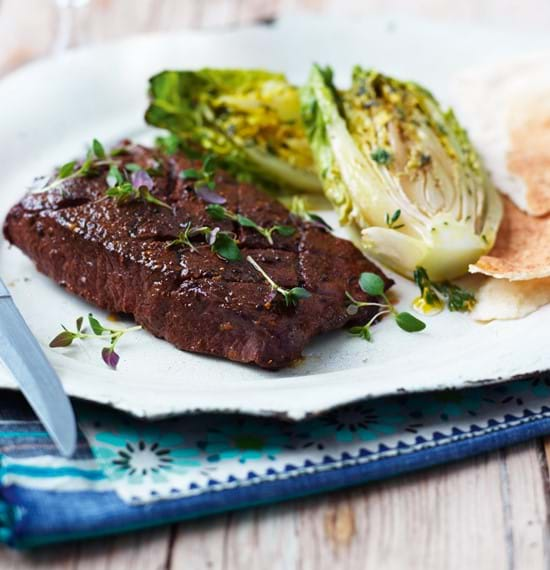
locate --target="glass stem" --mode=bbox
[52,3,74,55]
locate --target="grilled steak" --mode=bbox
[3,143,392,369]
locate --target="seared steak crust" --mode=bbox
[4,143,392,369]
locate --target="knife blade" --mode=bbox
[0,278,77,457]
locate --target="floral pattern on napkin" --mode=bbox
[79,377,550,505]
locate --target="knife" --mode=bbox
[0,278,77,457]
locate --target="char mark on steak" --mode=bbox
[3,143,392,369]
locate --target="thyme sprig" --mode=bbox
[36,138,170,209]
[413,266,476,314]
[290,196,332,231]
[37,139,110,193]
[105,165,170,209]
[49,314,142,370]
[207,204,295,245]
[167,222,207,253]
[179,154,226,204]
[247,256,311,307]
[179,154,216,187]
[346,272,425,341]
[167,222,241,261]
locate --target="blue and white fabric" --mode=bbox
[1,376,550,547]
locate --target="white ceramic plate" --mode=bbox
[1,14,549,420]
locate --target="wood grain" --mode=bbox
[167,445,550,570]
[1,1,550,568]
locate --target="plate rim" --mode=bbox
[1,16,550,421]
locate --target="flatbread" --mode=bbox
[469,196,550,321]
[470,196,550,280]
[471,277,550,321]
[452,53,550,216]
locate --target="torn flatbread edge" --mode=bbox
[451,51,550,217]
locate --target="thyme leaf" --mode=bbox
[211,232,241,261]
[385,209,405,230]
[58,161,77,180]
[92,138,106,160]
[348,324,372,341]
[49,330,77,348]
[358,272,385,296]
[102,347,120,369]
[395,311,426,332]
[107,164,124,186]
[370,148,392,165]
[180,168,202,180]
[195,186,226,204]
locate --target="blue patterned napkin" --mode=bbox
[1,376,550,548]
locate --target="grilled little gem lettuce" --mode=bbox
[300,65,503,281]
[146,69,322,194]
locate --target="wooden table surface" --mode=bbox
[2,1,550,568]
